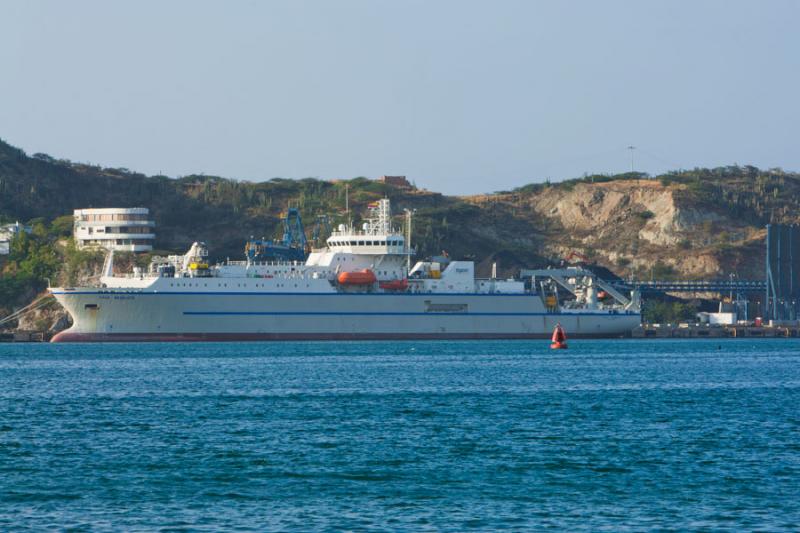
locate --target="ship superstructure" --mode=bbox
[50,199,641,342]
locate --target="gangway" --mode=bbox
[520,267,639,311]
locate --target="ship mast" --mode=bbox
[369,198,392,235]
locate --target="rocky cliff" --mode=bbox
[505,178,767,279]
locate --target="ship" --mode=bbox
[49,199,641,342]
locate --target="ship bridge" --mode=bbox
[323,198,410,257]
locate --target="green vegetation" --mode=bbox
[1,225,59,312]
[1,137,557,275]
[643,300,698,324]
[658,166,797,225]
[61,239,103,286]
[2,138,440,261]
[513,171,649,194]
[615,256,631,268]
[644,261,677,280]
[0,218,102,315]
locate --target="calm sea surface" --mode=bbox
[1,339,799,531]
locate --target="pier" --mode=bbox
[0,330,47,342]
[634,324,799,338]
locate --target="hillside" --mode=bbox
[0,138,553,274]
[3,137,798,318]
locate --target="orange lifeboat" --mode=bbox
[550,323,568,349]
[379,278,409,291]
[337,269,377,286]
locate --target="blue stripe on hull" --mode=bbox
[51,291,538,297]
[184,311,641,317]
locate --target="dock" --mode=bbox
[633,324,799,338]
[0,331,48,342]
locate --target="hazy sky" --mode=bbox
[2,1,798,194]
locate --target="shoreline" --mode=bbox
[4,327,800,342]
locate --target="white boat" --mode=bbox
[49,199,640,342]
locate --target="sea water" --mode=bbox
[1,339,799,531]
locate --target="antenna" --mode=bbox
[345,183,351,231]
[627,145,636,173]
[404,208,415,272]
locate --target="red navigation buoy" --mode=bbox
[550,323,568,349]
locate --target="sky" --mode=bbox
[1,1,798,195]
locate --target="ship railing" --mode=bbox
[228,260,307,267]
[559,302,630,312]
[113,273,158,280]
[329,230,403,237]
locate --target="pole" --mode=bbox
[404,208,414,272]
[627,146,636,173]
[766,224,772,320]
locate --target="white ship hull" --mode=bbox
[50,288,640,342]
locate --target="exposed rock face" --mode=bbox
[5,256,100,336]
[532,181,712,241]
[15,301,70,334]
[502,179,760,279]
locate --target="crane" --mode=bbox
[245,208,308,263]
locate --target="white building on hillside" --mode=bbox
[0,222,32,255]
[74,208,155,252]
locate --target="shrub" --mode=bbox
[643,300,697,324]
[650,261,676,279]
[50,215,75,237]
